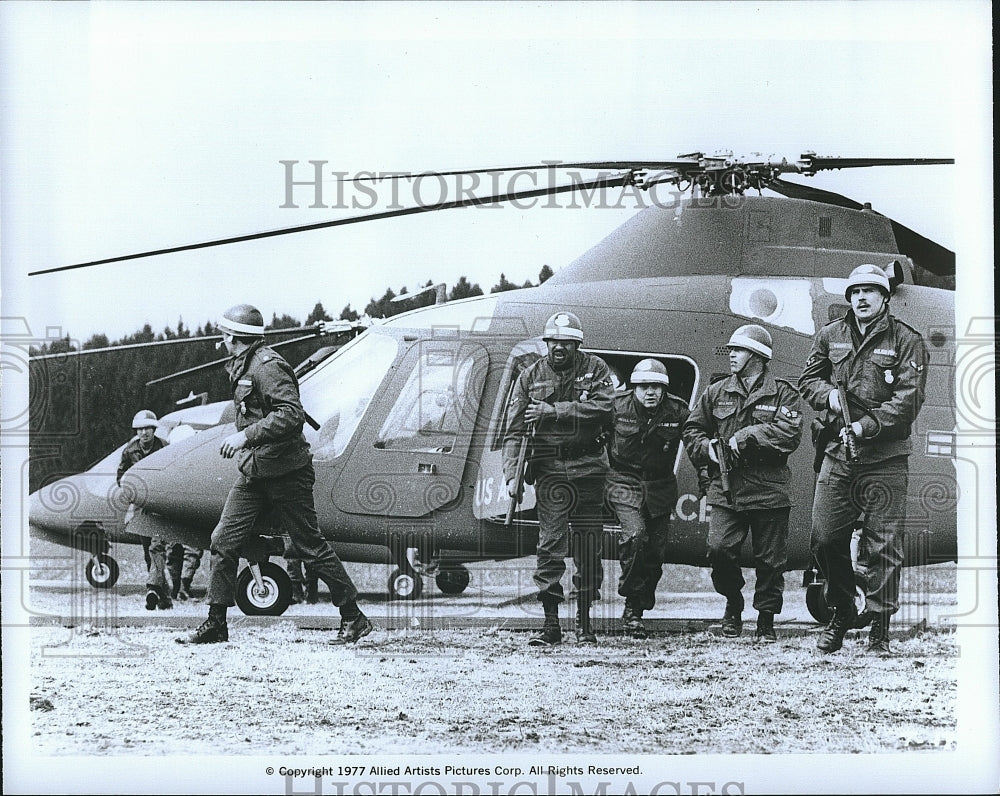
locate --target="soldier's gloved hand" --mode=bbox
[828,390,842,413]
[839,422,863,443]
[506,478,518,498]
[707,439,719,464]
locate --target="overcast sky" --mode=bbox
[2,2,991,345]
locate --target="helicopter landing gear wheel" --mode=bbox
[805,580,867,625]
[235,562,292,616]
[388,567,423,600]
[85,553,119,589]
[435,564,470,595]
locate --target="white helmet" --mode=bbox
[131,409,159,429]
[217,303,265,337]
[630,358,670,386]
[542,311,584,342]
[844,264,891,300]
[727,324,773,360]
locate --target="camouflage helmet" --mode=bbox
[630,358,670,386]
[844,264,891,300]
[542,311,584,342]
[131,409,159,429]
[727,324,773,360]
[218,303,265,337]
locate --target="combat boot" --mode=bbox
[816,606,858,653]
[145,589,159,611]
[721,594,744,637]
[177,577,193,602]
[329,610,373,645]
[529,599,562,647]
[867,612,892,655]
[176,606,228,644]
[754,611,777,643]
[289,580,304,605]
[575,601,597,644]
[304,577,319,604]
[622,604,648,639]
[157,592,173,610]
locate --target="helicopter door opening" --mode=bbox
[333,337,489,518]
[475,343,697,523]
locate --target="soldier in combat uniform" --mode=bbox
[799,264,928,654]
[178,304,371,645]
[683,325,803,642]
[503,311,615,646]
[606,359,689,639]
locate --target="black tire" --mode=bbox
[805,580,867,625]
[388,567,423,601]
[805,582,832,624]
[235,562,292,616]
[85,553,120,589]
[435,564,471,595]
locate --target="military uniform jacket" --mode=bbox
[228,342,312,479]
[607,391,689,518]
[502,352,614,482]
[117,435,166,485]
[798,310,927,464]
[682,369,803,510]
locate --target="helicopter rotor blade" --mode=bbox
[768,177,864,210]
[341,160,699,183]
[29,174,631,277]
[796,155,954,175]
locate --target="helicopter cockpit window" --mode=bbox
[304,333,398,462]
[374,344,485,454]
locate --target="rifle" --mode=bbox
[505,422,535,526]
[710,439,733,505]
[836,380,861,462]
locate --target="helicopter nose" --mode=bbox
[29,481,80,535]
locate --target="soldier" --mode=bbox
[799,264,928,654]
[606,359,689,639]
[503,311,615,646]
[682,325,803,642]
[178,304,371,645]
[116,410,173,610]
[166,543,203,601]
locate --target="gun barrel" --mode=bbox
[504,425,533,526]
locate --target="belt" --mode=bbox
[610,458,670,481]
[537,441,604,460]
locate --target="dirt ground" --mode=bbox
[19,540,961,762]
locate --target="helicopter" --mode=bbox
[28,151,958,623]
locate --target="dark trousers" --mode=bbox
[614,502,670,612]
[206,462,358,609]
[533,473,606,604]
[811,454,908,615]
[707,504,789,614]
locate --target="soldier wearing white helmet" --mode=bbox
[606,359,690,638]
[503,311,615,646]
[683,324,803,642]
[178,304,370,645]
[116,410,174,609]
[800,264,928,655]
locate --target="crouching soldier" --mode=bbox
[682,325,802,642]
[606,359,689,639]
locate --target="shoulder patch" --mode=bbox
[780,405,800,419]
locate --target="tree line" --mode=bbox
[28,267,553,491]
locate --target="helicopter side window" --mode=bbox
[374,345,483,454]
[304,333,399,462]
